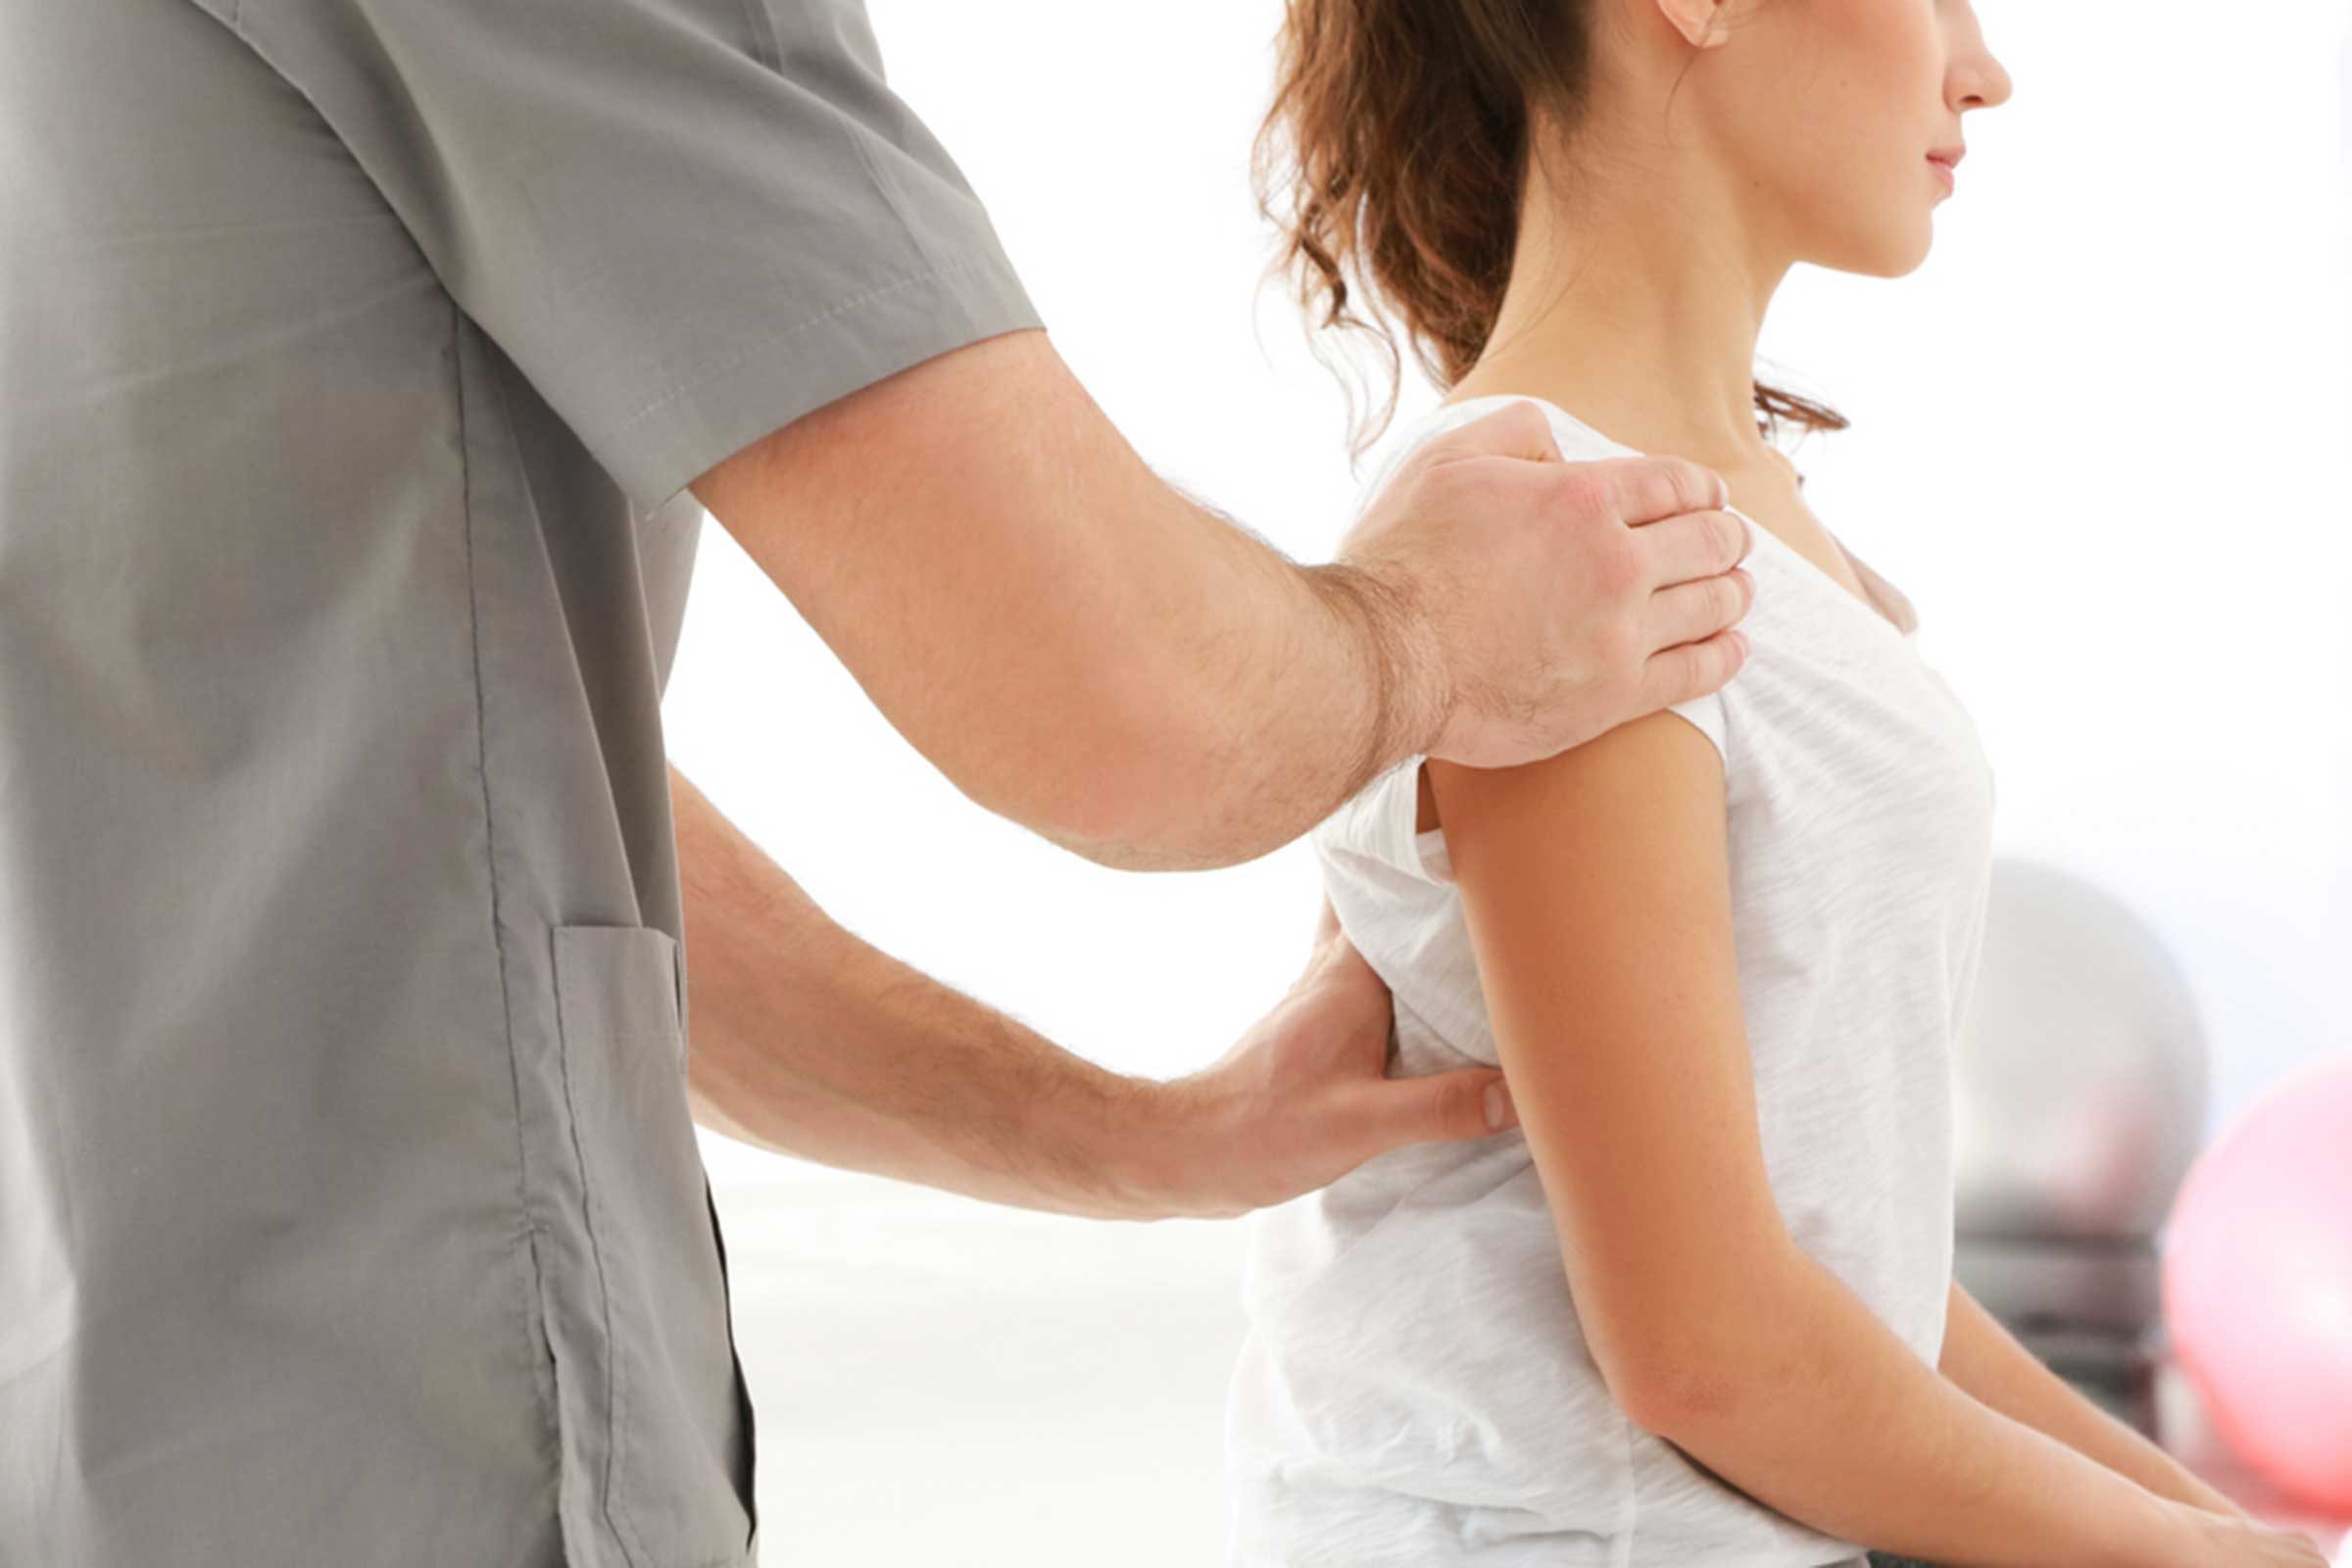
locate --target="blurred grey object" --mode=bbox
[1950,857,2211,1435]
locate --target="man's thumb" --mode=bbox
[1479,1076,1519,1134]
[1391,1068,1518,1146]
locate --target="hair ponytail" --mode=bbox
[1252,0,1848,460]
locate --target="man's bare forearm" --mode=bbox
[1089,491,1448,871]
[690,330,1444,873]
[670,763,1206,1219]
[1936,1278,2251,1519]
[1011,485,1443,872]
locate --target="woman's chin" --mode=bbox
[1813,220,1937,281]
[1886,227,1937,278]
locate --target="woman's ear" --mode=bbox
[1651,0,1733,50]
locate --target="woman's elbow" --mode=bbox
[1614,1344,1758,1438]
[1590,1279,1785,1440]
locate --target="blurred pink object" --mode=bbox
[2161,1053,2352,1514]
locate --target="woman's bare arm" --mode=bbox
[1425,718,2190,1568]
[1936,1278,2252,1520]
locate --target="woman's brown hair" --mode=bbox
[1252,0,1848,460]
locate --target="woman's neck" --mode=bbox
[1446,123,1796,484]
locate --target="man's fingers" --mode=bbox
[1400,405,1731,529]
[1645,570,1755,652]
[1631,505,1753,588]
[1639,628,1749,711]
[1596,453,1730,524]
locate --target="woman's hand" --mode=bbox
[1153,898,1519,1218]
[2149,1495,2331,1568]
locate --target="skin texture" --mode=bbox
[1425,2,2324,1565]
[671,761,1518,1221]
[686,326,1754,872]
[675,312,1766,1218]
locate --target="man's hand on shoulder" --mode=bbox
[1327,399,1756,770]
[684,337,1756,872]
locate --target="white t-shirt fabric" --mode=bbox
[1224,394,1999,1568]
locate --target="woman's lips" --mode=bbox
[1927,145,1965,194]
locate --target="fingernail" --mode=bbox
[1484,1080,1517,1132]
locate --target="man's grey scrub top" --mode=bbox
[0,0,1042,1562]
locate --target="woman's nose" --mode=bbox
[1960,52,2015,111]
[1952,24,2015,112]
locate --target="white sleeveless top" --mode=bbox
[1224,395,1999,1567]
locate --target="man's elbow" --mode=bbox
[973,706,1269,873]
[1011,774,1253,873]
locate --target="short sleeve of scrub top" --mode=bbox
[0,2,1043,1565]
[226,0,1044,515]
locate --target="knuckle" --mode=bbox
[1663,641,1705,698]
[1592,531,1642,598]
[1640,457,1689,513]
[1408,457,1473,520]
[1551,462,1607,517]
[1593,611,1641,671]
[1389,455,1444,509]
[1659,457,1702,505]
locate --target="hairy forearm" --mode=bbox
[1633,1246,2182,1568]
[671,763,1201,1218]
[940,501,1434,869]
[1002,486,1443,872]
[1936,1279,2251,1520]
[692,329,1441,874]
[1077,493,1439,869]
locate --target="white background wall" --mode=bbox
[662,4,2352,1561]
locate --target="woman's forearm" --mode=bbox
[1637,1244,2188,1568]
[1936,1278,2252,1520]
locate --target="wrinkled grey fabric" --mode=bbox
[1,0,1040,1561]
